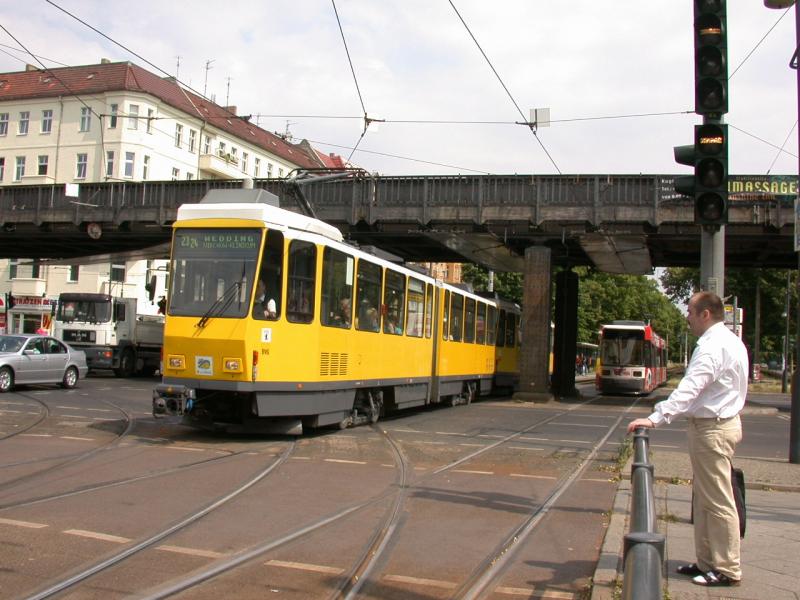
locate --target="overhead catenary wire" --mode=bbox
[766,120,797,174]
[730,5,792,79]
[447,0,561,174]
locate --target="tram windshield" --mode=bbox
[168,228,261,318]
[600,329,644,367]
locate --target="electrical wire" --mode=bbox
[729,123,799,160]
[0,42,71,67]
[447,0,561,174]
[766,120,797,174]
[331,0,366,116]
[730,6,792,79]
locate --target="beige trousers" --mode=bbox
[687,414,742,580]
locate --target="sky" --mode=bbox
[1,1,798,177]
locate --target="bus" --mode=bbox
[596,320,667,395]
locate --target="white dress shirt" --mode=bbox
[648,321,748,426]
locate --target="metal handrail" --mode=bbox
[621,428,665,600]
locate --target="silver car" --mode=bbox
[0,334,89,392]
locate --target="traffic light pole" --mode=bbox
[700,225,725,297]
[790,1,800,465]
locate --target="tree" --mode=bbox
[461,264,522,304]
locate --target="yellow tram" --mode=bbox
[153,189,519,434]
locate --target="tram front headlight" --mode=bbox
[167,355,186,370]
[223,357,243,373]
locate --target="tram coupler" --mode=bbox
[153,384,195,418]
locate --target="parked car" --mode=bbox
[0,334,89,392]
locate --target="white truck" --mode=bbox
[52,293,164,377]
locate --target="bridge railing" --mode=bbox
[622,428,665,600]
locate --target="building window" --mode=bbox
[146,108,154,133]
[79,107,91,132]
[0,113,8,136]
[76,153,88,179]
[106,151,115,177]
[41,109,52,134]
[188,129,197,153]
[14,156,25,181]
[18,111,29,135]
[278,167,284,177]
[110,263,126,283]
[218,141,226,156]
[142,155,150,180]
[254,157,261,177]
[108,103,118,128]
[128,104,139,129]
[171,167,179,180]
[174,123,183,148]
[37,155,48,176]
[124,152,135,178]
[0,157,5,181]
[9,259,18,279]
[68,265,79,282]
[203,135,210,154]
[31,262,41,279]
[241,152,249,173]
[266,162,273,177]
[186,172,194,180]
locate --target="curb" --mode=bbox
[590,477,629,600]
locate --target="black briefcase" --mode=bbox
[689,466,746,538]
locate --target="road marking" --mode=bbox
[383,574,456,589]
[61,436,94,441]
[582,477,614,483]
[324,458,367,465]
[435,431,470,437]
[550,422,609,428]
[510,473,557,480]
[0,517,48,529]
[166,446,206,452]
[265,559,344,575]
[519,436,549,441]
[388,428,422,433]
[420,441,447,445]
[651,444,680,449]
[453,469,493,475]
[64,529,131,543]
[555,439,591,444]
[290,456,311,460]
[507,446,545,451]
[20,433,52,438]
[56,406,113,413]
[157,545,225,558]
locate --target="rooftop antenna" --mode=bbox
[284,120,296,141]
[225,76,232,107]
[203,59,215,97]
[175,55,181,79]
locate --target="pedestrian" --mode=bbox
[626,291,748,588]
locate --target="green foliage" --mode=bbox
[659,267,798,363]
[461,264,523,304]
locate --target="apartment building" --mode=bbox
[0,60,345,333]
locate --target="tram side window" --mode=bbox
[287,241,316,324]
[486,306,497,345]
[644,343,652,368]
[406,277,424,337]
[383,270,405,335]
[442,290,450,340]
[355,260,381,332]
[464,298,476,343]
[476,302,486,344]
[496,310,507,347]
[321,247,354,329]
[424,283,433,338]
[505,313,516,347]
[450,293,463,342]
[253,230,283,321]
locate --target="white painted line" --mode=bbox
[495,584,575,598]
[57,414,90,419]
[20,433,52,438]
[458,443,486,447]
[477,434,505,439]
[0,517,48,529]
[519,437,549,441]
[157,545,225,558]
[581,478,614,483]
[510,473,557,480]
[555,439,591,444]
[60,436,93,441]
[290,456,311,460]
[64,529,131,543]
[324,458,367,465]
[452,469,493,475]
[507,446,545,451]
[383,574,456,590]
[0,409,22,414]
[420,441,447,445]
[388,428,422,433]
[434,431,469,437]
[550,422,608,428]
[265,559,344,575]
[651,444,680,449]
[166,446,206,452]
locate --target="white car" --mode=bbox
[0,334,89,392]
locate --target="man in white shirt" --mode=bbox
[627,291,748,587]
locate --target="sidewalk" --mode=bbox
[592,405,800,600]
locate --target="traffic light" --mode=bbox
[694,0,728,116]
[5,293,14,309]
[673,123,728,227]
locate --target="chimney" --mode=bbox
[224,106,237,115]
[100,58,111,64]
[26,64,38,71]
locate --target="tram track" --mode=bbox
[0,395,49,441]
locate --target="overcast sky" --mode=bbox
[1,1,798,176]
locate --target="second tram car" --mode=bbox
[153,189,520,434]
[596,320,667,395]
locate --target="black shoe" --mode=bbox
[676,563,703,576]
[692,570,741,587]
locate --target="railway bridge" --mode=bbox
[1,173,796,400]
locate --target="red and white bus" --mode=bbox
[597,320,667,395]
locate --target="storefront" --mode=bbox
[5,295,55,334]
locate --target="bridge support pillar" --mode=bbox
[514,246,554,403]
[552,269,579,397]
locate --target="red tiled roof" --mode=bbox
[0,61,320,169]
